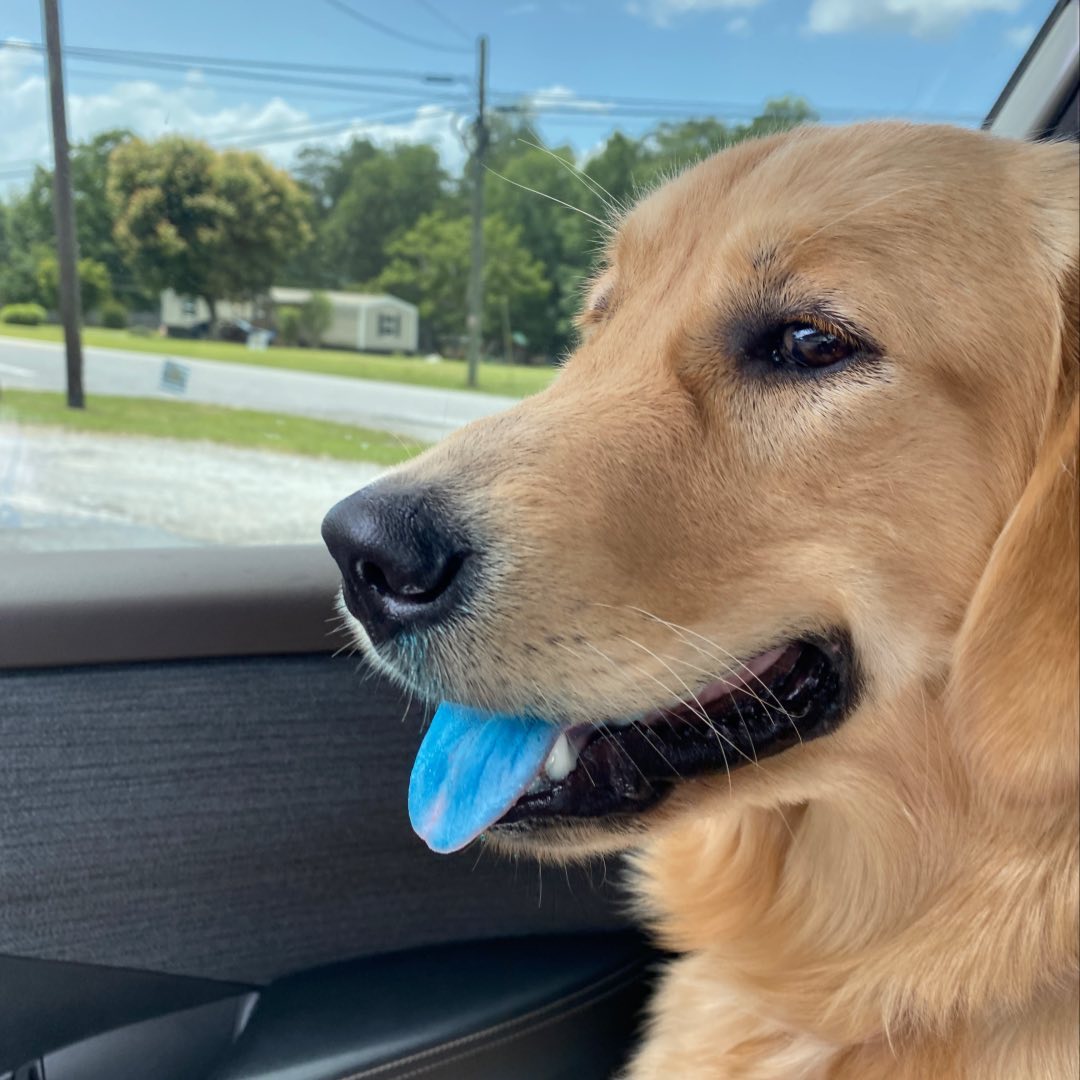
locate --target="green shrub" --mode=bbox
[277,305,302,346]
[300,291,333,347]
[35,254,112,313]
[101,299,128,329]
[0,303,47,326]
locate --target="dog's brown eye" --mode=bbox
[775,324,854,369]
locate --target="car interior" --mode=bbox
[0,2,1077,1078]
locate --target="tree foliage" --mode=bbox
[376,212,550,351]
[15,131,139,305]
[0,96,816,358]
[315,142,449,287]
[107,135,312,323]
[35,253,112,313]
[277,305,302,346]
[299,290,333,346]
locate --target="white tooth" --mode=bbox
[544,733,579,782]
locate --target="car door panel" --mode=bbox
[0,652,627,984]
[0,547,640,1076]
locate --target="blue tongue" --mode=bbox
[408,702,560,854]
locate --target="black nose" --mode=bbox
[321,486,471,643]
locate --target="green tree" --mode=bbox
[376,211,549,353]
[582,131,651,212]
[320,143,448,285]
[277,305,302,346]
[0,200,42,305]
[744,95,818,137]
[18,131,146,307]
[641,98,819,181]
[107,135,312,329]
[485,142,607,355]
[483,109,544,173]
[294,138,380,212]
[283,138,384,287]
[35,253,112,314]
[299,290,333,347]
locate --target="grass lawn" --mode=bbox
[0,324,558,399]
[0,390,426,467]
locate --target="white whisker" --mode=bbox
[484,165,612,229]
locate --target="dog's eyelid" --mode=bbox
[744,302,879,358]
[809,314,875,353]
[722,298,883,380]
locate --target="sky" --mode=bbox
[0,0,1058,192]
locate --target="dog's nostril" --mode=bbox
[355,550,467,605]
[358,559,391,596]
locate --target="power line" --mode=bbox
[62,63,467,110]
[3,42,467,100]
[213,102,466,150]
[321,0,471,55]
[492,93,982,125]
[3,39,981,127]
[2,39,469,84]
[409,0,473,43]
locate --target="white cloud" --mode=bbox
[1004,22,1036,49]
[726,15,751,34]
[525,84,611,113]
[626,0,763,30]
[806,0,1022,38]
[0,41,468,193]
[506,2,538,14]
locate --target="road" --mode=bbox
[0,338,522,443]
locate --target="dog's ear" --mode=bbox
[946,141,1079,803]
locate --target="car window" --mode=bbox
[0,0,1059,552]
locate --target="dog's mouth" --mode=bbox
[408,632,855,853]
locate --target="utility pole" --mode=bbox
[464,34,488,389]
[41,0,84,409]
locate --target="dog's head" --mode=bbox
[324,123,1078,860]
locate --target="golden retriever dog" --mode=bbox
[322,123,1079,1078]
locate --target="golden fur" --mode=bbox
[359,123,1080,1077]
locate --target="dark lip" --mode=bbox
[493,631,857,832]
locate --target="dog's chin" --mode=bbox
[481,806,664,862]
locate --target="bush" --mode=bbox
[0,303,47,326]
[300,291,333,347]
[35,254,112,313]
[277,305,302,347]
[101,299,128,329]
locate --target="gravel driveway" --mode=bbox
[0,425,385,551]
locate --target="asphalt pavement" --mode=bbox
[0,337,521,443]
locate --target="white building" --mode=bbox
[160,287,419,354]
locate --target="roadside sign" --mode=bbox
[160,359,190,395]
